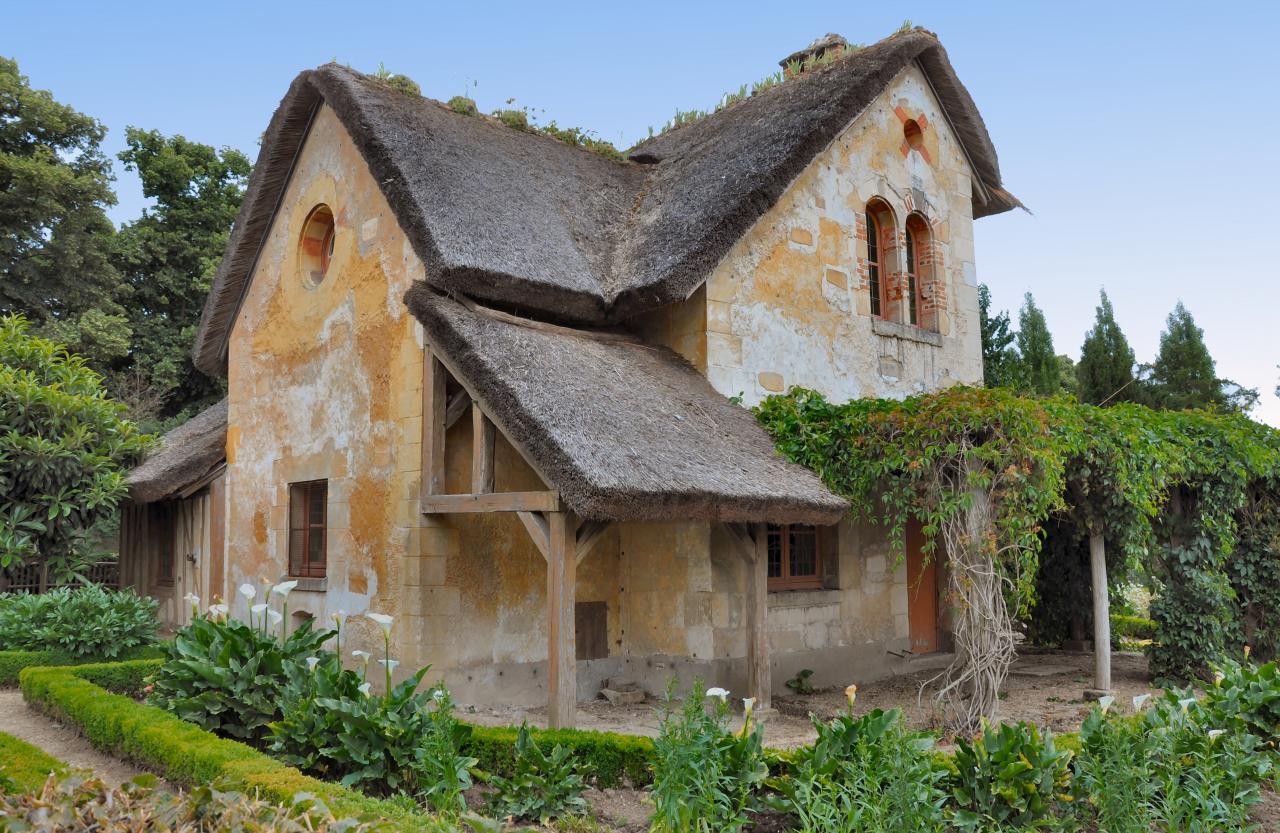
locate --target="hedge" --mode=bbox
[1112,614,1158,642]
[0,731,67,793]
[0,645,164,687]
[18,664,456,832]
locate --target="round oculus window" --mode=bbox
[299,205,335,286]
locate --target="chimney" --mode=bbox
[779,33,849,78]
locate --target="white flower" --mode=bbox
[251,603,268,615]
[366,612,394,633]
[333,610,347,626]
[183,593,200,606]
[271,580,299,597]
[209,603,229,619]
[268,610,283,627]
[1213,671,1225,685]
[742,697,755,712]
[432,689,446,702]
[358,682,372,697]
[845,684,858,707]
[1179,697,1197,713]
[1132,694,1151,711]
[1097,695,1115,713]
[1208,729,1226,742]
[305,656,321,671]
[706,687,730,701]
[239,583,257,600]
[379,659,400,673]
[352,650,372,663]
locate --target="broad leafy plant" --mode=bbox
[946,720,1073,830]
[771,701,947,833]
[649,683,768,833]
[0,584,157,657]
[1203,656,1280,756]
[483,722,588,823]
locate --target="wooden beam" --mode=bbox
[444,389,471,430]
[1087,527,1113,698]
[574,520,610,566]
[725,522,756,563]
[518,511,550,561]
[547,512,578,729]
[745,522,771,711]
[471,404,495,494]
[422,491,561,514]
[420,352,447,500]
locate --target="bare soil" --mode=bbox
[1253,786,1280,832]
[0,689,153,787]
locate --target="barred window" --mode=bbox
[288,480,327,578]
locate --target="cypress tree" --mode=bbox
[1016,293,1060,396]
[1076,289,1136,405]
[1147,301,1223,410]
[979,284,1019,388]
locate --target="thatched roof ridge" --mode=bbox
[194,30,1017,374]
[405,285,848,525]
[127,399,228,504]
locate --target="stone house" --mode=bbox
[120,29,1019,726]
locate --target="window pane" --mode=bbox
[307,528,325,567]
[867,213,881,317]
[308,484,326,525]
[288,529,305,575]
[789,527,818,577]
[767,525,783,579]
[289,485,306,529]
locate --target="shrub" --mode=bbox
[147,610,334,742]
[771,707,947,833]
[1203,656,1280,754]
[1074,700,1156,833]
[1111,613,1156,642]
[492,109,530,132]
[483,723,588,823]
[0,585,158,658]
[0,771,374,832]
[0,644,163,687]
[946,720,1073,830]
[0,731,67,793]
[466,725,654,788]
[648,684,768,833]
[447,96,477,116]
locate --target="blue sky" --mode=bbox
[9,1,1280,422]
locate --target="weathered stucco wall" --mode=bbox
[646,65,983,406]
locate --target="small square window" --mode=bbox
[766,524,826,591]
[288,480,327,578]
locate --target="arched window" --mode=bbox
[864,199,895,319]
[299,205,335,287]
[905,214,932,329]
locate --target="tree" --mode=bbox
[1056,355,1079,399]
[0,316,151,579]
[0,57,127,367]
[978,284,1019,388]
[111,129,250,416]
[1145,302,1223,411]
[1076,289,1136,405]
[1015,293,1060,396]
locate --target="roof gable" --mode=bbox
[194,29,1017,376]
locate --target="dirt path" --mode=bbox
[0,690,153,787]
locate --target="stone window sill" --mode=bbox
[767,588,842,608]
[872,319,942,347]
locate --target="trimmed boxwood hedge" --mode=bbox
[0,731,67,793]
[18,663,456,832]
[0,645,164,687]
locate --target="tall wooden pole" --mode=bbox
[1087,526,1112,697]
[547,511,577,728]
[745,523,771,711]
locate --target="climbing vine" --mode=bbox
[756,386,1280,725]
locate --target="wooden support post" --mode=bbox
[574,520,610,566]
[444,389,471,430]
[420,352,447,501]
[1086,527,1112,698]
[518,511,550,561]
[471,404,495,494]
[746,523,771,711]
[547,512,578,728]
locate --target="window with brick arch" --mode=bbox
[288,480,327,578]
[864,200,895,319]
[766,524,825,590]
[905,214,933,330]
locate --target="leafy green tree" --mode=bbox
[979,284,1019,388]
[0,315,152,579]
[111,129,250,416]
[1076,289,1136,405]
[0,57,127,367]
[1145,302,1224,411]
[1015,293,1060,396]
[1055,355,1079,399]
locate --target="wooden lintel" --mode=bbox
[725,522,757,563]
[422,491,561,514]
[518,511,550,561]
[444,389,471,430]
[420,352,447,500]
[471,404,496,494]
[574,520,611,566]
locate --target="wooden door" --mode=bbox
[905,520,938,654]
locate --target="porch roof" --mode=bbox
[127,399,228,504]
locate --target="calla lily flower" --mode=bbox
[268,610,283,626]
[183,592,200,605]
[706,687,730,701]
[743,697,755,711]
[209,603,229,620]
[1208,729,1226,741]
[271,580,299,597]
[352,650,372,662]
[358,682,372,697]
[379,659,400,672]
[1179,697,1197,713]
[367,612,394,633]
[305,656,320,671]
[239,583,256,600]
[1132,694,1151,711]
[333,610,347,626]
[1098,695,1115,713]
[845,684,858,707]
[251,603,268,614]
[432,689,446,702]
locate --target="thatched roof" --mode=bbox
[405,285,848,525]
[194,29,1018,375]
[127,400,228,504]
